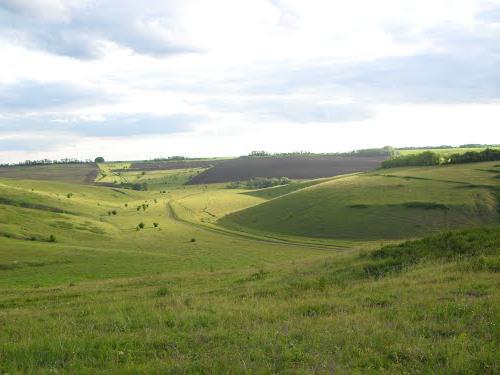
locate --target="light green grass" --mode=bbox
[97,165,206,189]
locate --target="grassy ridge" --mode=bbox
[221,162,500,240]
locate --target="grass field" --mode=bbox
[0,160,499,373]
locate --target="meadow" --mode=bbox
[0,158,498,373]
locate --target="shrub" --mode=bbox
[138,222,145,229]
[111,210,117,215]
[244,177,291,189]
[48,234,56,242]
[153,222,159,228]
[190,238,196,242]
[361,227,500,278]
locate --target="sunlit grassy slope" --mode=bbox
[96,163,206,188]
[0,178,328,289]
[220,162,500,240]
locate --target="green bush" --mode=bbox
[362,227,500,278]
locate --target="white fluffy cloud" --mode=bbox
[0,0,499,162]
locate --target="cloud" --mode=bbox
[0,113,199,137]
[205,97,373,123]
[0,0,197,59]
[0,81,110,111]
[229,22,500,104]
[0,134,73,152]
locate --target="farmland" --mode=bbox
[188,155,385,184]
[0,157,499,373]
[0,163,98,185]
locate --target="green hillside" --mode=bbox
[220,162,500,240]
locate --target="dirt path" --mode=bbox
[165,200,349,251]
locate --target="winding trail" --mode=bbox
[165,200,349,251]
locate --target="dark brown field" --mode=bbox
[187,156,385,184]
[0,163,99,184]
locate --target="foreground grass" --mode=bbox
[0,228,498,373]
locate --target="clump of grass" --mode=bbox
[348,204,369,208]
[154,287,170,297]
[401,201,449,210]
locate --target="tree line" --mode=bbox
[381,148,500,168]
[0,158,94,168]
[246,146,397,158]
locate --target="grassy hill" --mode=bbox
[220,162,500,240]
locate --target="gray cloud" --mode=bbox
[0,81,110,111]
[223,12,500,105]
[205,97,373,123]
[0,113,199,138]
[0,0,197,59]
[0,135,73,152]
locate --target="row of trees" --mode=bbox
[227,177,291,189]
[246,146,397,158]
[381,148,500,168]
[0,158,94,167]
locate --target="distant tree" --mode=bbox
[94,157,105,163]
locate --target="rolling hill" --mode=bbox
[219,162,500,240]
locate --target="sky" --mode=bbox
[0,0,499,162]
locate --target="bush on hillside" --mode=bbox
[362,227,500,278]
